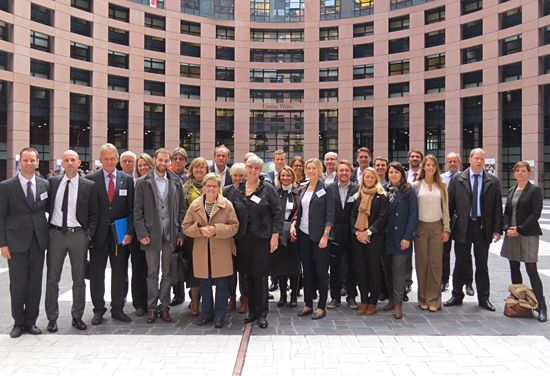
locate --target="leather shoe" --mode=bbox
[312,309,326,320]
[243,315,257,324]
[24,325,42,335]
[444,296,463,307]
[146,309,158,324]
[465,284,475,296]
[47,320,58,333]
[10,326,23,338]
[366,304,377,316]
[160,310,172,323]
[538,308,548,323]
[297,308,313,317]
[135,308,146,317]
[441,282,449,292]
[196,317,214,326]
[326,299,340,310]
[214,319,226,329]
[169,297,184,307]
[383,299,395,311]
[112,311,131,323]
[393,304,403,319]
[347,297,359,310]
[478,299,496,312]
[257,318,268,328]
[71,318,87,331]
[91,313,103,325]
[288,299,297,308]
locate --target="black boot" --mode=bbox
[289,275,299,308]
[538,297,547,322]
[278,277,288,307]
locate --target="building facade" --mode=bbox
[0,0,549,195]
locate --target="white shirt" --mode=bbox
[51,175,81,227]
[440,170,460,187]
[323,171,336,185]
[356,167,366,184]
[154,172,167,198]
[407,168,421,183]
[214,164,228,187]
[103,169,117,192]
[299,191,314,235]
[18,174,36,201]
[417,181,443,223]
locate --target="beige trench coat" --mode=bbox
[182,194,239,279]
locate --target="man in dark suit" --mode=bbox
[268,150,286,186]
[211,145,231,187]
[445,148,503,311]
[0,147,49,338]
[45,150,99,333]
[352,147,371,183]
[326,160,359,310]
[134,148,186,323]
[85,143,134,324]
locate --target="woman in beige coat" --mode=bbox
[182,173,239,328]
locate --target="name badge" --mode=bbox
[286,201,294,210]
[40,192,48,201]
[119,189,128,196]
[251,195,261,204]
[316,188,326,198]
[347,196,355,203]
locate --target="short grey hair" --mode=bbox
[202,172,222,187]
[120,151,136,161]
[99,143,119,158]
[245,155,264,167]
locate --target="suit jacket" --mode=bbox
[351,167,367,183]
[85,169,134,246]
[295,180,336,242]
[0,175,49,252]
[330,181,359,243]
[448,169,503,243]
[385,187,418,255]
[48,175,99,240]
[133,170,186,251]
[502,181,543,236]
[350,192,389,236]
[210,164,231,187]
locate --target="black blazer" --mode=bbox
[503,182,543,236]
[329,181,359,243]
[294,180,336,242]
[350,192,389,236]
[48,175,99,240]
[85,169,134,245]
[448,169,503,243]
[0,175,49,252]
[278,187,299,222]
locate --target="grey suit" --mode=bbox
[134,170,186,309]
[0,175,49,327]
[45,175,99,321]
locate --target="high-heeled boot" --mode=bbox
[538,297,547,322]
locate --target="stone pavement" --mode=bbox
[2,201,550,375]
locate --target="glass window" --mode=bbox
[144,58,165,74]
[320,0,341,20]
[320,27,338,41]
[425,53,445,71]
[216,46,234,61]
[71,17,92,37]
[388,105,409,164]
[0,20,9,41]
[109,27,129,45]
[501,62,522,82]
[30,87,51,175]
[542,55,550,74]
[70,41,91,61]
[319,109,338,158]
[250,49,304,63]
[215,88,234,102]
[501,90,522,192]
[353,22,374,37]
[462,0,482,15]
[216,67,234,81]
[541,25,550,46]
[180,106,200,160]
[250,110,304,161]
[425,30,445,48]
[389,60,409,76]
[353,107,373,154]
[355,0,374,16]
[108,75,128,92]
[216,26,235,40]
[30,31,51,52]
[70,67,91,86]
[501,34,522,55]
[389,15,409,32]
[389,37,409,54]
[180,42,200,57]
[145,13,165,30]
[108,99,128,151]
[108,50,128,69]
[353,86,373,100]
[69,94,90,170]
[109,4,129,22]
[425,77,445,94]
[0,50,10,71]
[462,96,483,164]
[250,90,303,103]
[216,109,234,158]
[30,59,51,79]
[180,84,200,99]
[320,88,338,102]
[144,35,165,52]
[425,101,445,163]
[31,4,52,26]
[500,7,521,29]
[181,20,201,36]
[71,0,92,12]
[180,63,200,78]
[389,82,409,98]
[144,80,165,96]
[353,43,374,58]
[462,45,483,64]
[320,47,338,61]
[250,69,304,83]
[462,70,483,88]
[144,103,165,156]
[425,6,445,24]
[462,20,483,40]
[319,68,338,82]
[353,64,374,79]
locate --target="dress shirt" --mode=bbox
[417,181,443,223]
[18,174,36,200]
[299,191,314,235]
[440,170,460,187]
[469,169,483,218]
[51,175,81,227]
[338,181,350,209]
[214,164,228,187]
[356,167,367,184]
[154,171,167,198]
[103,169,117,193]
[407,168,421,183]
[324,171,336,185]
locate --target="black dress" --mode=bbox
[270,188,301,276]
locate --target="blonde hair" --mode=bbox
[202,172,222,187]
[230,163,246,176]
[305,158,323,179]
[360,167,386,195]
[135,153,154,178]
[277,166,296,188]
[187,157,209,179]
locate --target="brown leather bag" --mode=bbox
[503,284,538,318]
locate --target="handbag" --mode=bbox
[503,283,537,318]
[279,221,292,248]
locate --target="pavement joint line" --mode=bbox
[232,323,252,376]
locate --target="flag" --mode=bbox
[150,0,158,8]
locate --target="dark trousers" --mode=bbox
[171,245,186,300]
[246,275,268,318]
[452,220,490,301]
[510,261,546,309]
[442,239,473,285]
[382,254,408,305]
[229,256,248,298]
[329,234,357,301]
[90,233,129,315]
[8,235,45,327]
[199,277,229,321]
[405,254,413,289]
[130,239,148,311]
[298,230,330,310]
[352,236,383,305]
[45,228,88,321]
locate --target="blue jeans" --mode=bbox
[199,277,229,320]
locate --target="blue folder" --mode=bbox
[111,217,128,245]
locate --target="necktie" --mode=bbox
[62,180,70,233]
[26,181,34,206]
[413,172,418,182]
[471,174,479,219]
[107,173,115,203]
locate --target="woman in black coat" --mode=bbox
[350,167,389,316]
[231,156,283,329]
[271,166,301,308]
[500,161,546,322]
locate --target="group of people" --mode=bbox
[0,143,547,339]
